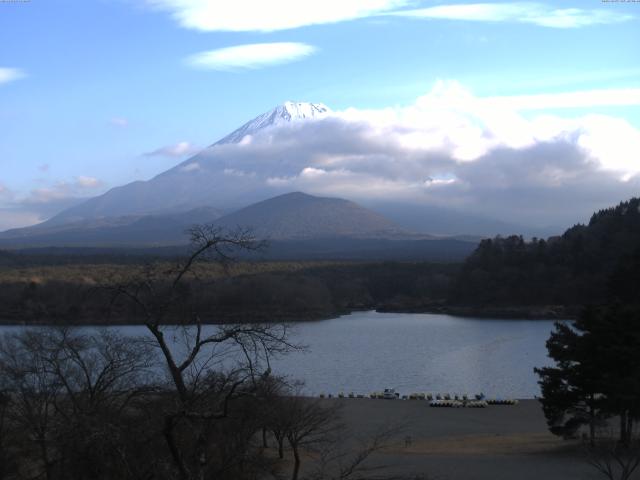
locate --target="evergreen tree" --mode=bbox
[536,249,640,445]
[535,310,604,444]
[452,197,640,307]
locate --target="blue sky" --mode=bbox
[1,0,639,229]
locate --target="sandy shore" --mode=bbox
[322,398,601,480]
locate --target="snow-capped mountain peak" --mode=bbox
[216,101,331,145]
[279,101,330,120]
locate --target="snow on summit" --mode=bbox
[216,101,331,145]
[278,101,330,121]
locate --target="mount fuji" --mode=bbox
[42,101,333,226]
[0,101,524,254]
[216,101,330,145]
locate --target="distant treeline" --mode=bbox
[0,236,477,264]
[450,197,640,308]
[0,247,191,266]
[0,261,458,325]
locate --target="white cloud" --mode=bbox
[27,186,75,204]
[186,43,317,71]
[0,183,14,204]
[23,176,104,204]
[190,80,640,226]
[181,162,201,172]
[1,177,103,230]
[145,141,200,157]
[109,117,129,127]
[144,0,630,31]
[266,167,418,199]
[0,67,25,85]
[76,176,102,188]
[146,0,408,31]
[394,3,634,28]
[332,81,640,172]
[223,168,255,178]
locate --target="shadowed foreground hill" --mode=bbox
[450,197,640,308]
[213,192,408,239]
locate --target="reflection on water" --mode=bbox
[0,311,562,398]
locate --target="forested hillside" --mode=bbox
[451,197,640,307]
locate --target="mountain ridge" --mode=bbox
[212,191,411,240]
[37,102,331,225]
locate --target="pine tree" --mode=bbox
[536,249,640,445]
[535,310,604,444]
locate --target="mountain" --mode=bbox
[3,100,539,250]
[213,192,407,240]
[370,203,561,238]
[0,207,223,247]
[42,102,331,225]
[216,101,329,144]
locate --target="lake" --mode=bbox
[0,311,562,399]
[272,311,559,398]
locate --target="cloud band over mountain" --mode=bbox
[188,82,640,227]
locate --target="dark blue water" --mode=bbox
[0,311,561,398]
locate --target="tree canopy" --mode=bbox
[452,197,640,307]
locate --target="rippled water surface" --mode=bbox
[0,311,561,398]
[270,311,559,398]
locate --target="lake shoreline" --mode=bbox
[378,303,580,320]
[0,303,578,326]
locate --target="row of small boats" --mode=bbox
[428,398,519,408]
[318,389,519,406]
[429,399,488,408]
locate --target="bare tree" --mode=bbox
[44,328,158,480]
[0,385,17,480]
[584,426,640,480]
[42,328,156,413]
[264,378,303,460]
[0,330,62,480]
[107,225,299,480]
[269,398,288,460]
[0,328,157,480]
[278,396,342,480]
[254,369,286,450]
